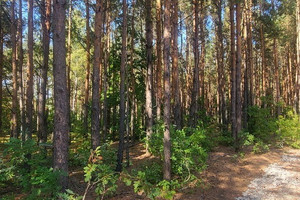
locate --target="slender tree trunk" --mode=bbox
[83,0,90,134]
[53,0,69,191]
[11,0,18,138]
[116,0,127,172]
[214,0,225,125]
[296,0,300,113]
[67,0,72,121]
[17,0,25,140]
[172,0,181,129]
[38,0,51,143]
[0,5,3,137]
[236,2,243,150]
[91,0,102,150]
[189,0,200,127]
[200,0,206,110]
[156,0,162,121]
[274,38,281,115]
[145,0,153,153]
[163,0,171,181]
[130,0,135,142]
[25,0,34,139]
[260,0,267,101]
[230,1,237,139]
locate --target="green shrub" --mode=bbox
[1,138,62,199]
[83,144,118,199]
[248,105,278,142]
[277,111,300,148]
[252,140,270,154]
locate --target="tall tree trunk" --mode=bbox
[25,0,34,139]
[296,0,300,113]
[199,0,206,110]
[230,0,237,139]
[116,0,127,172]
[260,0,267,102]
[189,0,200,127]
[156,0,162,121]
[214,0,225,126]
[172,0,181,129]
[91,0,102,150]
[83,0,90,134]
[53,0,69,191]
[0,4,3,137]
[103,0,110,141]
[11,0,18,138]
[145,0,153,153]
[236,2,243,150]
[38,0,51,143]
[274,38,280,115]
[17,0,25,140]
[67,0,72,121]
[163,0,171,181]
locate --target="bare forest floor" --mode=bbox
[70,144,300,200]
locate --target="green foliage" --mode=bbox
[1,138,62,199]
[58,189,83,200]
[122,163,179,200]
[248,105,278,142]
[83,144,118,199]
[277,111,300,148]
[252,140,270,154]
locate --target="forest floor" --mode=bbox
[69,144,300,200]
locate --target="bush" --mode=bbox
[277,111,300,148]
[1,138,62,199]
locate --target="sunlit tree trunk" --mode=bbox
[200,0,206,111]
[145,0,153,153]
[116,0,127,172]
[296,0,300,113]
[163,0,171,181]
[53,0,69,191]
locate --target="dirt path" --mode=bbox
[175,146,300,200]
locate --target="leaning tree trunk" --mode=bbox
[116,0,127,172]
[163,0,171,181]
[53,0,69,191]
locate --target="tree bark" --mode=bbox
[38,0,51,143]
[145,0,153,153]
[172,0,181,130]
[91,0,102,150]
[163,0,171,181]
[230,0,237,140]
[25,0,34,139]
[236,2,243,150]
[296,0,300,113]
[53,0,69,191]
[11,0,18,138]
[156,0,162,121]
[83,0,90,134]
[116,0,127,172]
[189,0,200,127]
[0,4,3,137]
